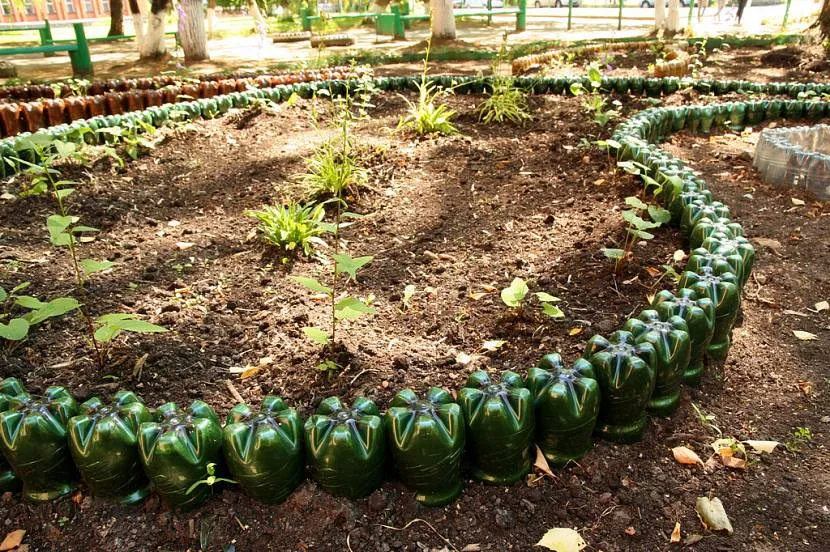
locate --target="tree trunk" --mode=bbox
[248,0,267,32]
[655,0,666,30]
[140,0,172,59]
[179,0,209,62]
[129,0,146,53]
[207,0,217,36]
[820,0,830,39]
[667,0,680,31]
[430,0,455,40]
[108,0,125,36]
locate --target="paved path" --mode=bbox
[0,1,817,81]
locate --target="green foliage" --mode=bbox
[245,202,327,257]
[398,44,458,136]
[293,251,377,346]
[479,77,532,126]
[93,313,168,343]
[500,278,564,319]
[185,463,237,496]
[11,134,166,368]
[0,284,80,344]
[603,161,672,272]
[691,402,722,437]
[784,426,813,453]
[299,139,368,199]
[571,63,620,126]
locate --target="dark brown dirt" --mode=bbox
[0,82,828,551]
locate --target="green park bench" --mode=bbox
[0,21,92,77]
[300,9,382,32]
[376,0,526,40]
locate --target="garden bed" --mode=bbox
[0,83,827,551]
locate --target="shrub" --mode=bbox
[246,202,327,256]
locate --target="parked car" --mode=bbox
[639,0,690,7]
[533,0,581,6]
[455,0,505,8]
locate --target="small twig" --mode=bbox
[378,518,458,552]
[348,369,377,386]
[225,379,245,404]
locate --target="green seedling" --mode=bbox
[185,463,236,495]
[784,427,813,453]
[12,135,166,369]
[602,161,672,273]
[0,282,79,347]
[245,202,327,258]
[500,277,564,319]
[691,402,722,437]
[398,41,458,136]
[479,36,532,126]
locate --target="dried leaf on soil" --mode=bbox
[670,522,681,543]
[791,197,805,206]
[672,446,704,466]
[753,237,783,253]
[0,529,25,551]
[481,340,506,352]
[568,327,583,336]
[673,249,686,262]
[535,528,587,551]
[744,440,778,453]
[796,381,813,395]
[721,456,747,469]
[533,446,554,478]
[461,545,481,552]
[624,527,636,536]
[792,330,818,341]
[814,300,829,312]
[695,497,734,535]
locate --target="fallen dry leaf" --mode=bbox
[536,528,587,552]
[672,446,704,466]
[481,340,506,352]
[624,527,636,536]
[461,545,482,552]
[793,330,818,341]
[796,381,813,395]
[480,284,498,292]
[645,266,661,278]
[568,327,583,336]
[670,522,681,543]
[791,197,805,206]
[534,445,555,478]
[175,242,196,250]
[722,456,747,470]
[814,300,829,312]
[0,529,25,551]
[696,497,734,535]
[753,237,783,254]
[468,292,488,301]
[673,249,686,262]
[456,352,472,366]
[744,440,779,453]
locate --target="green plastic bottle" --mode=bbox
[678,270,741,360]
[68,390,153,504]
[304,397,385,499]
[584,331,656,443]
[689,216,745,250]
[0,386,79,501]
[623,310,691,417]
[458,371,534,483]
[386,388,464,506]
[681,199,730,234]
[0,378,27,492]
[701,234,755,288]
[652,288,716,386]
[137,401,223,511]
[686,247,745,290]
[526,354,599,466]
[223,396,304,504]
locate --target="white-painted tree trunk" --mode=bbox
[179,0,209,62]
[430,0,456,39]
[129,0,147,53]
[248,0,267,31]
[140,5,168,58]
[667,0,680,31]
[207,0,216,36]
[655,0,666,29]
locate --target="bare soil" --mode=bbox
[0,76,828,551]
